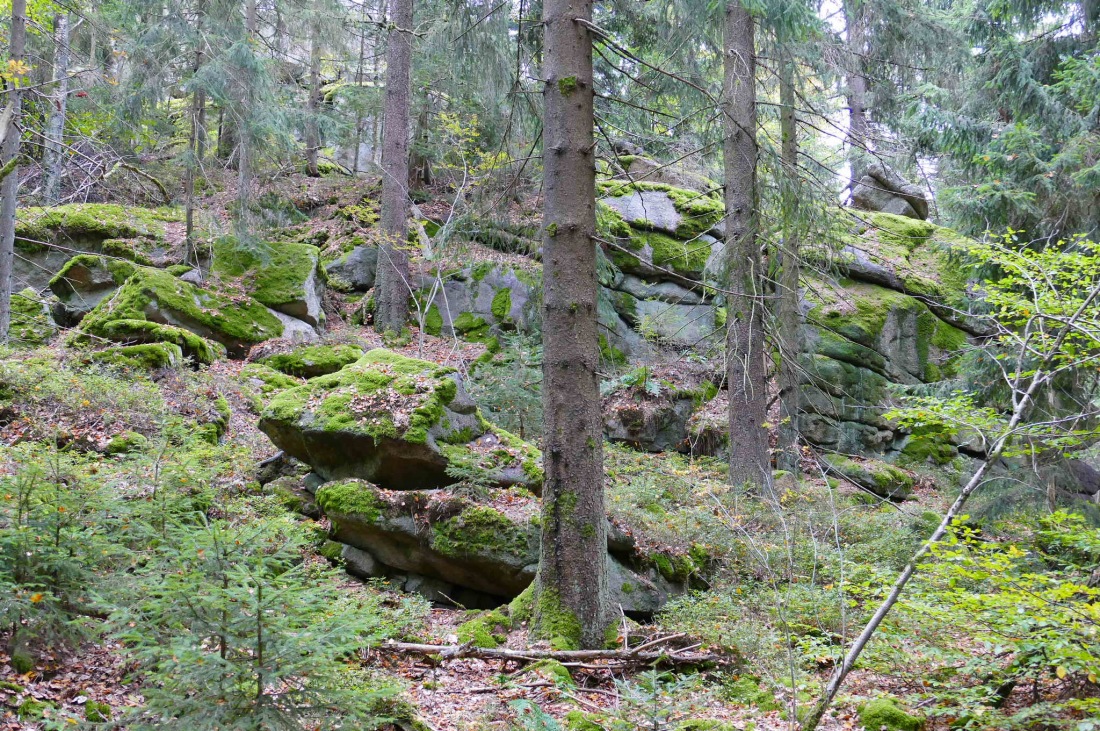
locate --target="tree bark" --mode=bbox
[236,0,257,236]
[374,0,413,333]
[305,20,322,177]
[843,0,870,183]
[533,0,608,651]
[42,12,70,205]
[0,0,27,342]
[185,0,206,266]
[722,2,770,492]
[775,53,801,477]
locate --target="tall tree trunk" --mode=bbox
[42,12,71,205]
[775,53,801,477]
[305,20,321,177]
[236,0,257,236]
[185,0,206,266]
[533,0,608,651]
[352,1,367,174]
[723,2,770,492]
[843,0,870,183]
[374,0,413,333]
[0,0,26,342]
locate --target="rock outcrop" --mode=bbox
[258,349,543,491]
[851,163,930,220]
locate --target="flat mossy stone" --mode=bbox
[258,344,364,378]
[105,430,149,455]
[91,342,183,370]
[76,265,282,358]
[259,349,542,491]
[240,363,303,397]
[211,237,324,324]
[858,698,923,731]
[455,608,513,648]
[15,203,179,252]
[823,454,915,501]
[9,288,56,346]
[49,254,136,299]
[74,318,226,364]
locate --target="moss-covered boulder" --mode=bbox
[91,342,183,370]
[48,254,137,325]
[75,265,283,359]
[9,288,56,346]
[857,698,923,731]
[212,237,325,326]
[823,454,916,501]
[315,478,684,609]
[13,204,181,289]
[258,349,543,491]
[257,343,364,378]
[416,263,541,341]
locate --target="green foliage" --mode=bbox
[858,698,922,731]
[456,608,512,648]
[466,334,543,439]
[113,514,415,730]
[258,344,364,378]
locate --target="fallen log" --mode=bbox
[374,637,731,669]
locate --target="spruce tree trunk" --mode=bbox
[185,0,206,266]
[374,0,413,333]
[306,21,321,177]
[0,0,27,342]
[236,0,257,236]
[722,2,770,492]
[776,54,801,477]
[533,0,608,651]
[843,0,869,182]
[42,12,70,205]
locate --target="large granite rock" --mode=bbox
[314,478,686,611]
[852,163,930,220]
[73,265,285,360]
[258,349,543,492]
[212,238,325,326]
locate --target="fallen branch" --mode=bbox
[376,638,729,668]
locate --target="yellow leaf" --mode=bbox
[1056,666,1067,679]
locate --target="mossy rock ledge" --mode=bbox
[48,254,137,326]
[314,478,684,611]
[257,349,543,492]
[74,265,284,359]
[212,237,325,326]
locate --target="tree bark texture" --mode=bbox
[533,0,609,651]
[723,2,771,492]
[0,0,27,342]
[775,55,801,476]
[236,0,257,235]
[43,12,70,205]
[844,0,870,181]
[374,0,413,333]
[306,21,322,177]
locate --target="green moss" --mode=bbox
[857,698,923,731]
[452,311,491,341]
[721,674,781,712]
[75,319,225,364]
[258,344,363,378]
[85,700,112,722]
[103,430,148,456]
[9,288,56,346]
[240,363,301,398]
[166,264,193,277]
[564,711,606,731]
[634,228,712,278]
[316,479,385,522]
[15,204,177,252]
[824,455,915,501]
[101,237,155,265]
[531,586,583,650]
[518,659,575,687]
[470,261,495,282]
[212,236,321,313]
[865,212,935,253]
[557,76,578,95]
[17,698,55,720]
[319,539,345,562]
[899,425,957,466]
[0,681,24,693]
[432,505,530,558]
[677,721,740,731]
[77,266,282,355]
[509,583,535,622]
[456,609,512,648]
[491,287,512,323]
[91,342,183,370]
[423,303,443,336]
[598,333,628,365]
